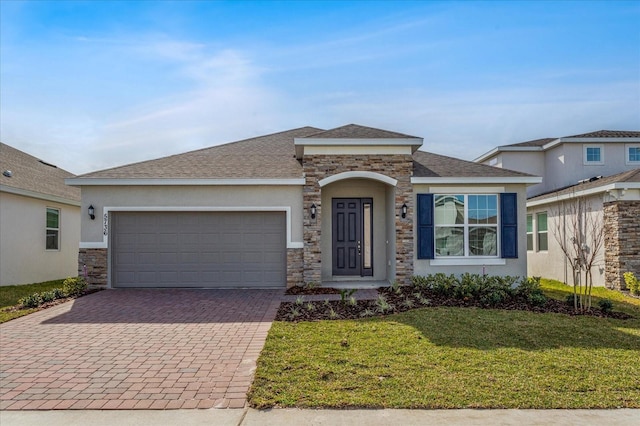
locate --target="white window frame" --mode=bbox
[526,214,533,251]
[583,144,604,165]
[46,207,60,251]
[626,144,640,165]
[433,194,500,259]
[536,212,548,252]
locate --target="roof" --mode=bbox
[528,168,640,203]
[563,130,640,138]
[76,127,322,180]
[71,125,537,183]
[474,129,640,163]
[306,124,420,139]
[412,151,536,179]
[0,142,80,202]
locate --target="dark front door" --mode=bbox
[332,198,373,276]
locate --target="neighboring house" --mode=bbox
[0,143,81,286]
[66,124,540,289]
[474,130,640,290]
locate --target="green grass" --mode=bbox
[0,279,66,323]
[249,280,640,409]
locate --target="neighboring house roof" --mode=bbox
[68,125,540,185]
[527,168,640,206]
[0,142,80,204]
[306,124,419,139]
[474,130,640,163]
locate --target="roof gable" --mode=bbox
[304,124,419,139]
[0,143,80,202]
[413,150,537,179]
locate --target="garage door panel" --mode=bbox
[112,211,285,288]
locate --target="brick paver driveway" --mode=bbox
[0,289,282,410]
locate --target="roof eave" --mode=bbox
[527,182,640,207]
[473,146,544,163]
[1,184,81,206]
[65,178,306,186]
[411,176,542,185]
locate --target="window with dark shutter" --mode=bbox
[500,193,518,258]
[417,194,434,259]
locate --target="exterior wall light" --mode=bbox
[401,203,407,219]
[88,205,95,220]
[310,203,317,220]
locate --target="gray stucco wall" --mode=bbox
[0,192,80,286]
[412,183,529,278]
[79,185,303,244]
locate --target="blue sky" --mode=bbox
[1,0,639,175]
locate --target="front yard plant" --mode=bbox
[1,277,91,323]
[625,272,640,296]
[249,278,640,409]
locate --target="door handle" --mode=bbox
[357,240,361,255]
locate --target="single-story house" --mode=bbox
[0,143,81,286]
[66,124,541,289]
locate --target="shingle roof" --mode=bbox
[305,124,419,139]
[528,168,640,202]
[412,151,535,178]
[77,127,322,179]
[75,125,532,182]
[0,143,80,201]
[564,130,640,138]
[507,138,556,148]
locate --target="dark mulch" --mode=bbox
[276,287,632,322]
[285,286,341,295]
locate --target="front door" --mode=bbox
[332,198,373,276]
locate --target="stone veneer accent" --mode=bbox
[78,248,108,288]
[286,248,303,288]
[302,154,414,285]
[604,200,640,290]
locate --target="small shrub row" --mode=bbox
[17,277,87,309]
[624,272,639,296]
[411,273,547,307]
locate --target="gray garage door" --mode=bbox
[111,211,286,288]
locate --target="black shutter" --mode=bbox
[417,194,434,259]
[500,193,518,259]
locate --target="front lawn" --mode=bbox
[0,279,66,323]
[249,280,640,409]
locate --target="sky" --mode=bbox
[1,0,639,175]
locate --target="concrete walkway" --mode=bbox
[1,408,638,426]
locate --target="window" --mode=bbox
[627,145,640,164]
[417,193,517,260]
[536,212,548,251]
[526,214,533,251]
[434,194,498,257]
[46,208,60,250]
[583,144,604,165]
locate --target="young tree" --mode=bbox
[552,195,604,312]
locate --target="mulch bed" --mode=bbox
[1,289,102,315]
[276,287,632,322]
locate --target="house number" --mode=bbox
[103,213,108,236]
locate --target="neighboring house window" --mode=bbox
[627,144,640,164]
[46,208,60,250]
[536,212,548,251]
[417,193,518,260]
[583,144,604,165]
[526,214,533,251]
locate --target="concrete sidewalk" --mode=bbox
[1,408,639,426]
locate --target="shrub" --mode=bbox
[52,288,66,299]
[339,288,357,303]
[566,294,577,306]
[528,293,547,307]
[598,298,613,313]
[40,290,57,303]
[18,293,43,308]
[62,277,87,297]
[515,277,547,306]
[624,272,639,295]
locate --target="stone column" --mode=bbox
[604,200,640,290]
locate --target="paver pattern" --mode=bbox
[0,289,281,410]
